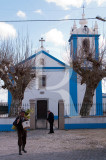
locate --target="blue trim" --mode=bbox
[95,36,99,60]
[69,34,100,42]
[95,36,103,115]
[69,36,78,115]
[54,116,58,120]
[8,91,12,113]
[21,50,67,67]
[64,123,106,129]
[8,74,13,113]
[96,81,103,115]
[0,124,14,131]
[69,69,78,116]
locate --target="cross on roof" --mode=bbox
[39,37,45,48]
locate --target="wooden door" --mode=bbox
[36,100,47,129]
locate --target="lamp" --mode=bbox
[96,16,106,22]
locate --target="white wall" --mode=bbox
[23,70,70,116]
[22,52,70,116]
[65,117,106,124]
[77,80,96,115]
[103,97,106,112]
[0,118,15,124]
[35,53,65,68]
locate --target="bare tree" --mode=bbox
[70,38,106,116]
[0,38,36,116]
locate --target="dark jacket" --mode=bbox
[13,116,25,130]
[47,112,54,123]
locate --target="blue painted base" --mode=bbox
[65,123,106,129]
[0,124,14,132]
[54,116,58,120]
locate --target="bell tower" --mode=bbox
[69,11,103,116]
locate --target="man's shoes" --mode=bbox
[19,151,22,155]
[22,149,27,153]
[19,146,22,155]
[48,132,54,134]
[22,146,27,153]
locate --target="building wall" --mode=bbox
[102,94,106,113]
[22,53,70,117]
[69,33,103,116]
[77,82,96,115]
[35,52,65,68]
[65,117,106,129]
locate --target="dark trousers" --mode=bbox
[17,129,27,147]
[50,122,54,133]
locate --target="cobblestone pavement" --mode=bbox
[0,129,106,160]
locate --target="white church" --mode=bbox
[8,12,103,126]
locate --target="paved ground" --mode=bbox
[0,129,106,160]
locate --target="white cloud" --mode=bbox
[86,0,106,6]
[46,0,106,10]
[0,22,17,39]
[34,9,42,14]
[98,0,106,5]
[46,0,84,10]
[64,15,70,19]
[45,28,66,46]
[17,10,26,18]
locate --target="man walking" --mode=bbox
[47,110,54,134]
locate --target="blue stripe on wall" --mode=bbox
[95,36,103,115]
[54,116,58,120]
[96,81,103,115]
[0,124,14,131]
[69,36,78,116]
[95,36,99,60]
[8,91,12,112]
[69,34,100,42]
[69,70,78,115]
[64,123,106,129]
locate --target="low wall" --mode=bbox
[0,118,15,131]
[65,116,106,129]
[1,116,106,131]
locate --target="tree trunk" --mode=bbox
[80,84,95,116]
[9,98,22,117]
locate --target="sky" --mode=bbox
[0,0,106,102]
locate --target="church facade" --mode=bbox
[22,49,70,119]
[8,12,103,124]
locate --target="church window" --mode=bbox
[82,38,90,53]
[39,75,46,88]
[40,58,44,65]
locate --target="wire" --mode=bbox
[0,17,96,23]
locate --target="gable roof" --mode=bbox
[22,49,68,67]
